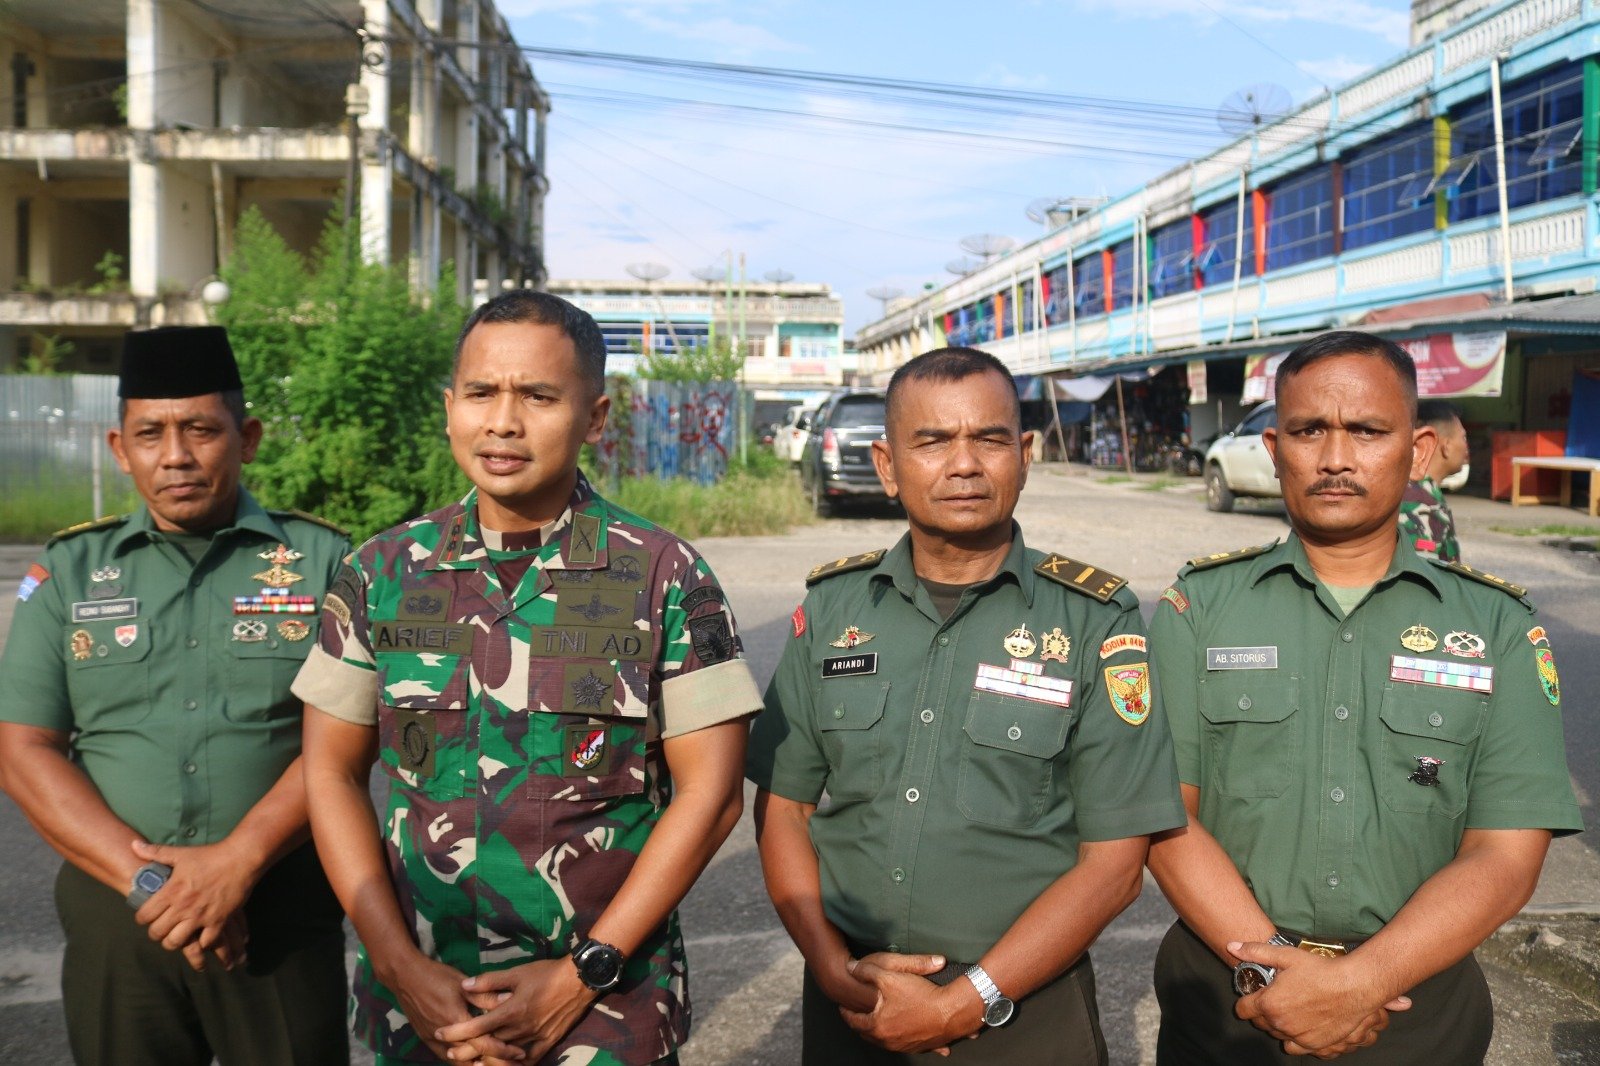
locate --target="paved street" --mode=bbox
[1,465,1598,1063]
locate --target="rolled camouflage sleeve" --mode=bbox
[291,557,381,726]
[657,549,761,739]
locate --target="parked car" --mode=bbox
[1203,402,1278,512]
[798,390,891,516]
[773,404,818,463]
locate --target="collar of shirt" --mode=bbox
[424,470,604,572]
[1246,531,1445,604]
[106,487,287,556]
[872,522,1038,610]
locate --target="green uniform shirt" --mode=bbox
[1151,534,1582,942]
[0,490,349,845]
[747,528,1186,965]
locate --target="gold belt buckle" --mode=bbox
[1297,937,1347,958]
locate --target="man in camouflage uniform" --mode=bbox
[1397,400,1467,562]
[295,291,761,1066]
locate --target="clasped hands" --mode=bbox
[1229,939,1413,1060]
[129,838,255,973]
[389,954,596,1066]
[829,951,986,1057]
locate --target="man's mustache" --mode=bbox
[1306,477,1366,496]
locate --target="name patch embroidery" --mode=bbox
[1206,646,1278,670]
[973,660,1073,708]
[1099,633,1147,658]
[373,620,473,653]
[71,597,138,623]
[821,653,878,679]
[527,624,652,661]
[1389,654,1494,693]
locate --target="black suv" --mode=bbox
[797,389,892,517]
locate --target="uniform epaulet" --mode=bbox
[272,509,350,537]
[47,514,125,544]
[806,549,886,586]
[1034,553,1128,604]
[1186,542,1276,571]
[1430,558,1528,599]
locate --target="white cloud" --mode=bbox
[1299,54,1377,86]
[1067,0,1410,49]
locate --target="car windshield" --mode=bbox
[829,398,886,429]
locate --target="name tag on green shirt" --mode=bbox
[1206,646,1278,670]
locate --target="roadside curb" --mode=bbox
[1482,906,1600,1010]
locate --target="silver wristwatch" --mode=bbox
[963,964,1016,1028]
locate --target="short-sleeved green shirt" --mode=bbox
[0,490,350,845]
[747,528,1186,964]
[1151,533,1582,942]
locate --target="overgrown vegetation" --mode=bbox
[636,333,744,383]
[1491,523,1600,537]
[214,207,467,540]
[0,484,142,542]
[604,449,816,538]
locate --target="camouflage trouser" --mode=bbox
[373,1053,680,1066]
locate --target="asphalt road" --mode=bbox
[1,465,1597,1064]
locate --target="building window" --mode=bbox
[1340,122,1435,251]
[1198,198,1256,287]
[1019,278,1036,333]
[1074,254,1105,316]
[1044,264,1074,326]
[1108,240,1137,310]
[1265,168,1335,270]
[1449,60,1584,223]
[1149,221,1194,299]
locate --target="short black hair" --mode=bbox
[454,290,607,395]
[118,388,247,429]
[885,346,1020,428]
[1416,399,1463,429]
[1275,330,1417,421]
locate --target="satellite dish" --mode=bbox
[946,257,983,277]
[691,264,728,283]
[1025,196,1107,229]
[1217,83,1293,138]
[763,269,795,284]
[625,262,669,282]
[865,285,904,314]
[960,233,1015,261]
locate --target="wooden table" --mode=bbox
[1509,455,1600,516]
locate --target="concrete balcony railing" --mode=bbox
[0,127,131,162]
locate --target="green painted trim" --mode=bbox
[1583,57,1600,196]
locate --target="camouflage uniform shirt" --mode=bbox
[291,473,763,1064]
[1398,477,1460,563]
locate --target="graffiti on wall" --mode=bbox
[596,379,743,484]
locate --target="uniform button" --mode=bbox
[184,699,197,710]
[1327,874,1340,888]
[833,708,845,719]
[887,943,899,952]
[1237,696,1252,711]
[1330,787,1345,803]
[920,709,934,724]
[268,640,279,649]
[1428,713,1443,727]
[1341,631,1353,643]
[186,637,199,649]
[1007,725,1022,741]
[183,827,197,839]
[1334,705,1350,720]
[891,869,905,883]
[183,762,197,774]
[938,635,950,647]
[905,788,920,803]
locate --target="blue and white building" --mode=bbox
[855,0,1600,444]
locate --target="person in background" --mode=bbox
[1398,399,1468,562]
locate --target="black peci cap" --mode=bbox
[118,326,242,399]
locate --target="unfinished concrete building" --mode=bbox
[0,0,549,370]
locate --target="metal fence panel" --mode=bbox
[597,380,746,484]
[0,375,129,513]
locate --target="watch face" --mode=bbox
[134,869,166,893]
[1233,962,1275,996]
[984,997,1015,1027]
[577,944,622,989]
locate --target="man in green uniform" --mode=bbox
[295,290,761,1066]
[1398,399,1467,562]
[1147,330,1581,1064]
[748,347,1186,1065]
[0,326,351,1065]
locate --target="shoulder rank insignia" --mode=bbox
[806,549,886,586]
[1035,554,1126,604]
[273,509,350,537]
[48,514,126,544]
[1430,558,1528,600]
[1186,542,1276,571]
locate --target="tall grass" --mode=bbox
[0,483,142,543]
[602,451,818,538]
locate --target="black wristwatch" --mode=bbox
[571,937,624,992]
[1233,933,1296,995]
[127,861,172,910]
